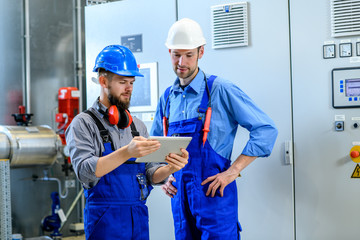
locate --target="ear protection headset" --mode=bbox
[97,100,133,129]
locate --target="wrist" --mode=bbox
[122,145,132,159]
[164,164,175,174]
[228,165,241,177]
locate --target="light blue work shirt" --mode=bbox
[150,69,278,160]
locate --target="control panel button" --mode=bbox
[335,121,344,131]
[351,151,359,158]
[350,146,360,163]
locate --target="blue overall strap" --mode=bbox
[130,122,139,137]
[198,75,217,113]
[84,110,114,150]
[84,110,139,163]
[161,86,172,119]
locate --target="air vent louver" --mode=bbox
[331,0,360,37]
[211,2,249,49]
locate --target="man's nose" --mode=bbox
[125,82,133,90]
[179,56,184,65]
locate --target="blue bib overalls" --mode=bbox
[83,111,152,240]
[164,76,242,240]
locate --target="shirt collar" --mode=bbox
[92,98,107,116]
[172,68,205,95]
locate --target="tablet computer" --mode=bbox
[135,136,192,163]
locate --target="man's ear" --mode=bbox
[198,46,204,59]
[98,75,107,88]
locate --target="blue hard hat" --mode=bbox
[93,45,143,77]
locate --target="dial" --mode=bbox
[323,44,335,59]
[339,43,352,57]
[356,42,360,56]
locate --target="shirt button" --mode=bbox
[183,95,185,98]
[182,110,185,114]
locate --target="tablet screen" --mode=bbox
[135,136,192,163]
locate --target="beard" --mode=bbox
[108,88,131,110]
[174,61,199,80]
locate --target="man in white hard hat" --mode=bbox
[150,18,278,239]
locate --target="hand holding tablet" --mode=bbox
[135,136,192,163]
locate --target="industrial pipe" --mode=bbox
[0,125,61,167]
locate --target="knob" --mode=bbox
[354,123,359,128]
[351,151,360,158]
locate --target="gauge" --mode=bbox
[339,43,352,57]
[323,44,335,59]
[356,42,360,56]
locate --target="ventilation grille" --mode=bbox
[211,2,248,49]
[331,0,360,37]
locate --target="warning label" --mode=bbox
[351,164,360,178]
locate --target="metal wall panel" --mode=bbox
[0,0,24,125]
[290,0,360,239]
[29,0,76,127]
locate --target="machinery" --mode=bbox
[0,124,62,240]
[55,87,80,146]
[55,87,80,176]
[41,192,63,239]
[0,86,80,240]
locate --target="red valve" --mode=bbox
[350,151,360,158]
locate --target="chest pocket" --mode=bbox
[168,120,198,136]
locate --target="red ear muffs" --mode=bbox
[108,105,119,125]
[120,109,133,129]
[107,105,133,129]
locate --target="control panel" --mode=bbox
[332,67,360,108]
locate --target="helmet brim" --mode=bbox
[93,67,144,77]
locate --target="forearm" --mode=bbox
[95,146,131,177]
[229,154,257,176]
[152,165,174,184]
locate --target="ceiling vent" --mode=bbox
[211,2,249,49]
[331,0,360,37]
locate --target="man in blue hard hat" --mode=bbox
[65,45,189,240]
[150,18,278,240]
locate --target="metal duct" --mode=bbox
[0,125,61,167]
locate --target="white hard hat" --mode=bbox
[165,18,206,49]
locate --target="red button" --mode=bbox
[351,151,360,158]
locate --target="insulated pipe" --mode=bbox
[73,0,85,224]
[24,0,31,113]
[77,0,83,111]
[0,125,61,167]
[73,0,83,111]
[0,133,10,159]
